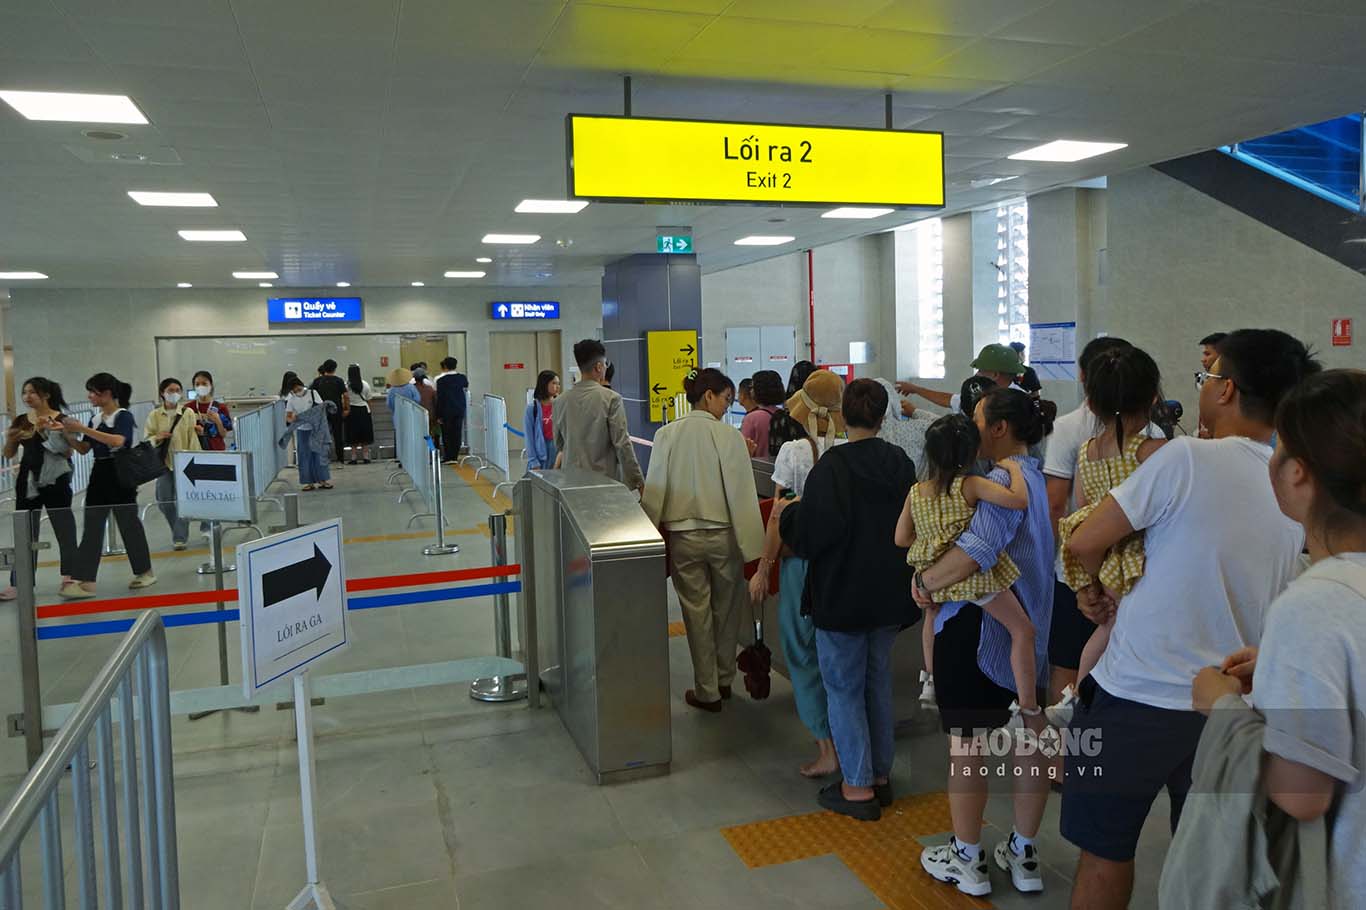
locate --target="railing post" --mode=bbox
[469,510,527,703]
[102,511,126,557]
[146,627,180,909]
[13,510,43,767]
[423,442,459,557]
[283,491,300,532]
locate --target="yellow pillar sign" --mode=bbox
[646,330,699,421]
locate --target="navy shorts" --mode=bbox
[1060,678,1207,862]
[1048,579,1095,672]
[933,604,1017,737]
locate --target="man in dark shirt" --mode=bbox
[434,357,469,464]
[310,359,349,464]
[1009,342,1042,397]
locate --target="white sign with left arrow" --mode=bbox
[173,450,255,522]
[237,518,349,697]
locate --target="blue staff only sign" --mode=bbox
[267,296,364,324]
[491,301,560,320]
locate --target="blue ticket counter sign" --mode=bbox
[267,296,364,324]
[491,301,560,320]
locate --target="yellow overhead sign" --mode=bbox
[567,115,944,208]
[646,330,699,421]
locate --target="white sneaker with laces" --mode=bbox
[1001,699,1043,733]
[1046,684,1079,727]
[128,572,158,590]
[994,834,1044,893]
[920,837,991,897]
[918,670,937,709]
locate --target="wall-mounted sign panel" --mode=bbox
[567,115,944,208]
[646,329,699,420]
[491,301,560,320]
[267,297,363,324]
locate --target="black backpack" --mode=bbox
[767,407,804,457]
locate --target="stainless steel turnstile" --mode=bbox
[516,471,671,783]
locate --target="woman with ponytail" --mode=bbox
[59,372,155,599]
[1,377,77,599]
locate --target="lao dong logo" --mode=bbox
[950,726,1103,761]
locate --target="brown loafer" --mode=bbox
[685,690,722,713]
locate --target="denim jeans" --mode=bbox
[778,557,829,740]
[297,427,331,485]
[815,625,899,788]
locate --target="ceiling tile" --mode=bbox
[919,38,1085,82]
[913,108,1027,137]
[50,0,240,31]
[0,11,97,62]
[1110,2,1366,67]
[720,0,894,26]
[989,0,1192,46]
[864,0,1050,37]
[828,29,971,75]
[76,22,251,70]
[398,0,565,60]
[232,0,400,37]
[537,5,713,70]
[572,0,730,13]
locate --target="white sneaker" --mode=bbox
[128,572,158,590]
[994,835,1044,893]
[1001,699,1043,733]
[920,837,991,897]
[1046,684,1079,728]
[918,670,937,709]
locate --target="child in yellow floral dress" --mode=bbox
[895,413,1038,726]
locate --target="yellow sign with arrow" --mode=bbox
[646,330,698,421]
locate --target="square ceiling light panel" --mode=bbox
[0,91,148,124]
[0,271,48,279]
[515,199,590,214]
[1008,140,1128,162]
[233,271,278,279]
[482,234,541,244]
[734,235,795,246]
[445,271,486,278]
[822,207,895,219]
[129,191,218,207]
[179,230,246,242]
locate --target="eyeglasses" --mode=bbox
[1194,370,1228,389]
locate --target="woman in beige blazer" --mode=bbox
[643,369,765,712]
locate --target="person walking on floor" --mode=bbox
[284,376,334,491]
[145,377,201,550]
[554,339,644,491]
[643,368,764,712]
[344,364,374,464]
[310,359,349,465]
[59,372,156,599]
[1,377,78,600]
[434,357,469,464]
[187,370,232,451]
[778,379,917,822]
[523,369,560,471]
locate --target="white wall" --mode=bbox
[1102,167,1365,419]
[5,286,602,406]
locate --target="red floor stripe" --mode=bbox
[343,564,520,592]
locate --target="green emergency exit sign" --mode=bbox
[656,235,693,253]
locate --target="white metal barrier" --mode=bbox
[232,399,289,501]
[0,612,180,908]
[390,395,433,511]
[477,395,514,499]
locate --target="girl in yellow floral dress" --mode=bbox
[1051,346,1166,725]
[895,413,1037,725]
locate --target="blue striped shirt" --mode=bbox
[932,456,1055,692]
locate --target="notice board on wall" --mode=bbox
[1029,322,1078,381]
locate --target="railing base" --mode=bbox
[469,673,527,703]
[287,880,339,909]
[196,563,236,575]
[423,543,460,557]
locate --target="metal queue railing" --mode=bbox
[231,398,290,506]
[0,612,180,909]
[387,395,458,555]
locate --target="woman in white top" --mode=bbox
[1193,369,1366,907]
[283,373,332,490]
[751,367,846,776]
[643,369,765,713]
[344,363,374,464]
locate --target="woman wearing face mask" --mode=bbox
[284,376,333,491]
[59,372,155,599]
[145,377,202,550]
[1,377,77,599]
[187,370,231,451]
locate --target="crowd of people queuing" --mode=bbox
[550,330,1363,907]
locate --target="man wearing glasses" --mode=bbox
[1058,329,1319,910]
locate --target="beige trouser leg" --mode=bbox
[671,528,745,703]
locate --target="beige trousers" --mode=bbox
[670,528,746,703]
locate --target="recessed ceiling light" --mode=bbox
[515,199,589,214]
[444,271,486,279]
[822,207,895,220]
[179,229,245,242]
[0,271,48,280]
[259,282,273,288]
[1008,140,1127,162]
[0,90,148,124]
[482,234,540,245]
[411,281,425,287]
[475,257,493,264]
[336,281,351,288]
[233,271,277,280]
[968,175,1020,189]
[734,235,795,246]
[177,282,192,288]
[129,191,217,207]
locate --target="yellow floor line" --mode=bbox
[722,791,994,910]
[448,461,513,513]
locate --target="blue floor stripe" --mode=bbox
[347,581,521,611]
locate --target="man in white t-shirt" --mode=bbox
[1059,329,1319,910]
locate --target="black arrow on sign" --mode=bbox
[183,457,237,487]
[651,383,667,395]
[679,344,695,356]
[262,544,332,608]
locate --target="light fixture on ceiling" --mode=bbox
[444,271,486,279]
[130,191,217,207]
[734,235,795,246]
[0,90,148,124]
[336,281,351,287]
[1008,140,1127,163]
[515,199,589,214]
[475,257,492,264]
[259,282,273,288]
[177,282,192,288]
[822,207,894,220]
[0,271,48,280]
[968,175,1020,189]
[411,281,425,287]
[179,229,246,242]
[482,233,540,245]
[233,270,278,280]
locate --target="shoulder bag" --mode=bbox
[115,412,175,488]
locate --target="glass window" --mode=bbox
[894,218,945,378]
[1224,114,1362,212]
[995,198,1029,347]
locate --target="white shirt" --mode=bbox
[1090,436,1304,710]
[346,381,373,409]
[285,390,321,417]
[770,437,845,497]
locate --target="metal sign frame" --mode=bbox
[173,450,256,523]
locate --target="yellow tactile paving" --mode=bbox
[448,460,513,512]
[667,620,687,638]
[722,791,994,910]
